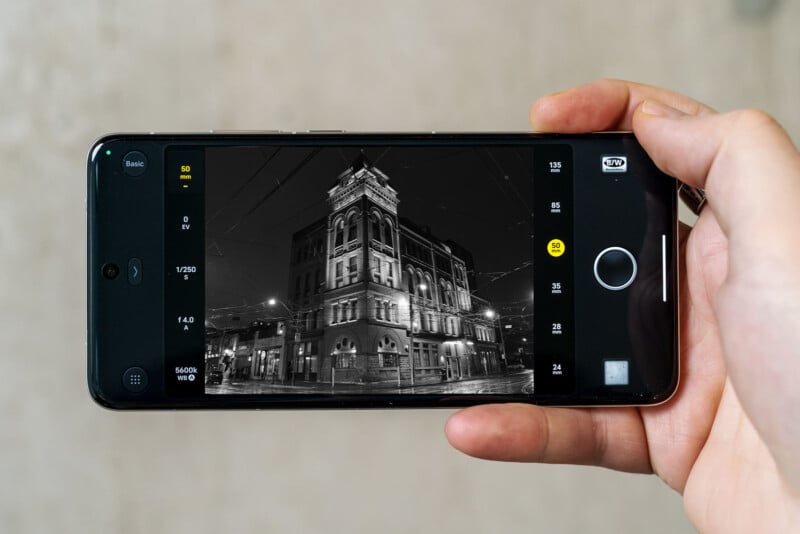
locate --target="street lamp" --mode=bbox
[266,296,300,384]
[403,282,427,387]
[485,308,507,372]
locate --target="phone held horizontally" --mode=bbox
[87,132,678,409]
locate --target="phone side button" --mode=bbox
[128,258,142,285]
[122,367,149,393]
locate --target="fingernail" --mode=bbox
[641,99,687,118]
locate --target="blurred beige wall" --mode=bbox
[1,1,797,533]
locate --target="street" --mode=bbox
[205,370,534,395]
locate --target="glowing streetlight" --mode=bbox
[265,296,298,385]
[484,309,506,368]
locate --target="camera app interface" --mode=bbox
[164,144,577,396]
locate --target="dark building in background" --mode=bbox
[278,155,505,386]
[205,320,286,382]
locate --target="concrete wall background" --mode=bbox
[1,1,797,532]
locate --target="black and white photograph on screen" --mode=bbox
[204,146,534,394]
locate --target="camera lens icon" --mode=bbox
[102,263,120,280]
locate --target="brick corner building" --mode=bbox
[281,154,505,387]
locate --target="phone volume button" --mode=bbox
[208,130,281,134]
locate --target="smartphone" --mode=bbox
[87,132,678,409]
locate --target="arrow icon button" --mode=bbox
[128,258,142,286]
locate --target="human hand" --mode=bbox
[445,79,800,533]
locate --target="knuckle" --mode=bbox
[731,108,781,132]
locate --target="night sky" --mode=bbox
[205,145,534,326]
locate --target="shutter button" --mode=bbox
[593,247,637,290]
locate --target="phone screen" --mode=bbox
[89,134,677,407]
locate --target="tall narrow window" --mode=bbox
[384,221,394,248]
[347,212,358,242]
[334,219,344,248]
[348,255,358,284]
[304,272,311,295]
[386,262,394,288]
[372,254,381,283]
[350,299,358,321]
[384,301,391,323]
[335,261,343,288]
[376,299,383,320]
[341,301,349,322]
[314,269,321,294]
[371,213,381,242]
[332,304,339,324]
[294,276,301,299]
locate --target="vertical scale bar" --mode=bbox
[532,145,575,395]
[165,149,206,397]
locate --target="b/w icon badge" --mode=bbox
[601,155,627,173]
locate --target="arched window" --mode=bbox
[371,212,382,242]
[444,282,454,307]
[377,336,398,367]
[406,268,416,295]
[383,220,394,248]
[423,273,433,300]
[347,211,358,242]
[439,279,449,306]
[334,219,344,248]
[333,337,357,368]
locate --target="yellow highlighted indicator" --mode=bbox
[547,239,565,257]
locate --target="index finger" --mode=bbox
[530,78,715,133]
